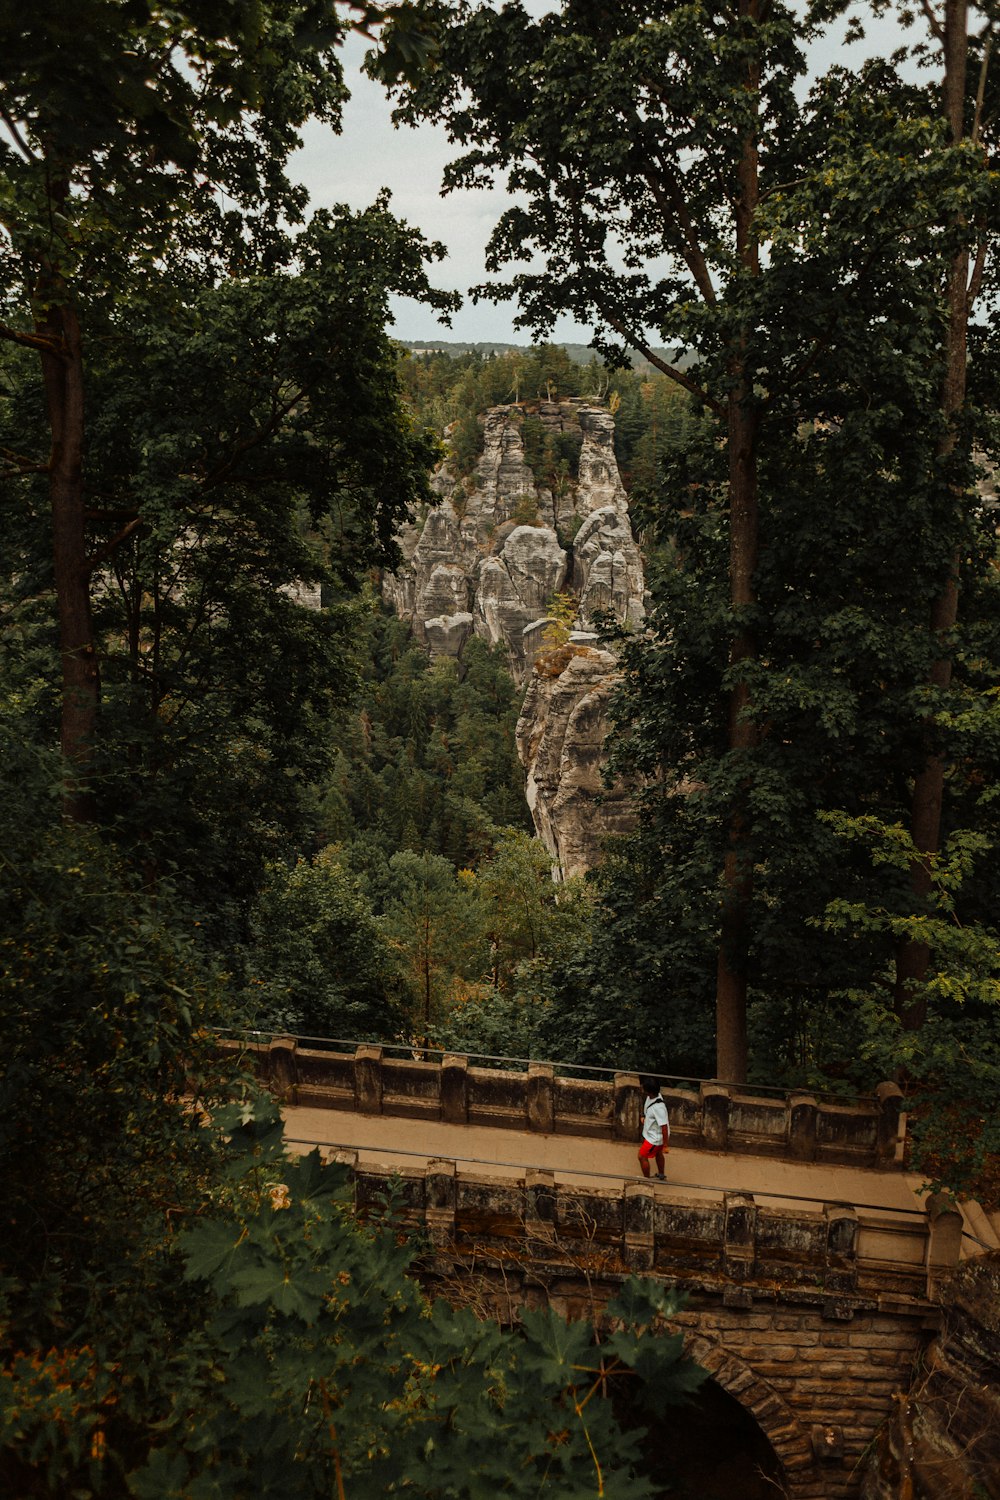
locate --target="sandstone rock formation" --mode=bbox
[516,645,639,879]
[385,399,645,875]
[860,1251,1000,1499]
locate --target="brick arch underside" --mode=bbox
[683,1333,816,1489]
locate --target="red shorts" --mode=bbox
[639,1139,665,1160]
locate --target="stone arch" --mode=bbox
[682,1332,816,1487]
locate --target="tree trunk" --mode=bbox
[39,297,98,819]
[716,379,759,1084]
[715,0,762,1084]
[894,0,968,1028]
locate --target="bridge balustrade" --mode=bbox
[224,1033,907,1170]
[315,1148,960,1305]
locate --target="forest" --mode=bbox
[3,0,1000,1494]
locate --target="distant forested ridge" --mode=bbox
[397,336,693,368]
[396,340,705,499]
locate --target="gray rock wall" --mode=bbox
[385,399,645,875]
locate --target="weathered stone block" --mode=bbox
[623,1182,654,1269]
[663,1086,701,1138]
[381,1058,442,1119]
[613,1071,641,1140]
[527,1062,555,1133]
[811,1423,844,1463]
[816,1101,879,1161]
[454,1179,527,1242]
[789,1093,818,1161]
[926,1192,963,1277]
[525,1168,556,1246]
[723,1285,754,1310]
[441,1053,468,1125]
[326,1147,358,1175]
[467,1066,526,1129]
[724,1192,758,1281]
[553,1075,611,1136]
[875,1080,905,1162]
[268,1034,297,1102]
[556,1187,623,1244]
[729,1095,788,1152]
[702,1083,731,1149]
[293,1047,354,1109]
[425,1158,457,1247]
[825,1203,859,1259]
[353,1043,383,1115]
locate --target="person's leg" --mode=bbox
[638,1141,653,1177]
[654,1144,666,1179]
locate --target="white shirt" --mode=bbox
[642,1094,669,1146]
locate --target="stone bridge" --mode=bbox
[228,1035,999,1499]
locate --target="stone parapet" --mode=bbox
[226,1036,906,1169]
[335,1154,947,1302]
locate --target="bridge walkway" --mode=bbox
[282,1102,999,1257]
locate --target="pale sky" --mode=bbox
[291,10,915,346]
[293,31,554,345]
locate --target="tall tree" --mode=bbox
[885,0,997,1028]
[0,0,336,800]
[0,0,453,820]
[382,849,487,1040]
[379,0,806,1078]
[380,0,993,1080]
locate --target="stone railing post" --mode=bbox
[526,1168,557,1250]
[925,1192,963,1294]
[613,1071,642,1141]
[425,1158,457,1247]
[268,1035,298,1102]
[724,1191,757,1281]
[441,1053,469,1125]
[824,1203,859,1290]
[788,1092,818,1161]
[701,1083,731,1151]
[527,1063,555,1134]
[623,1182,655,1270]
[353,1043,383,1115]
[875,1081,906,1163]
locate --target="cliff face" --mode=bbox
[860,1253,1000,1500]
[385,400,644,875]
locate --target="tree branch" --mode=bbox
[0,99,39,164]
[561,177,722,414]
[198,384,308,492]
[918,0,946,44]
[1,444,48,474]
[0,322,64,356]
[644,154,718,305]
[627,84,718,304]
[972,27,994,146]
[603,311,723,413]
[84,517,144,575]
[0,464,48,481]
[967,237,988,308]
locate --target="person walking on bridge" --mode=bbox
[638,1077,670,1179]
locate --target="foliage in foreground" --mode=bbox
[0,742,705,1496]
[1,1092,706,1499]
[143,1102,705,1500]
